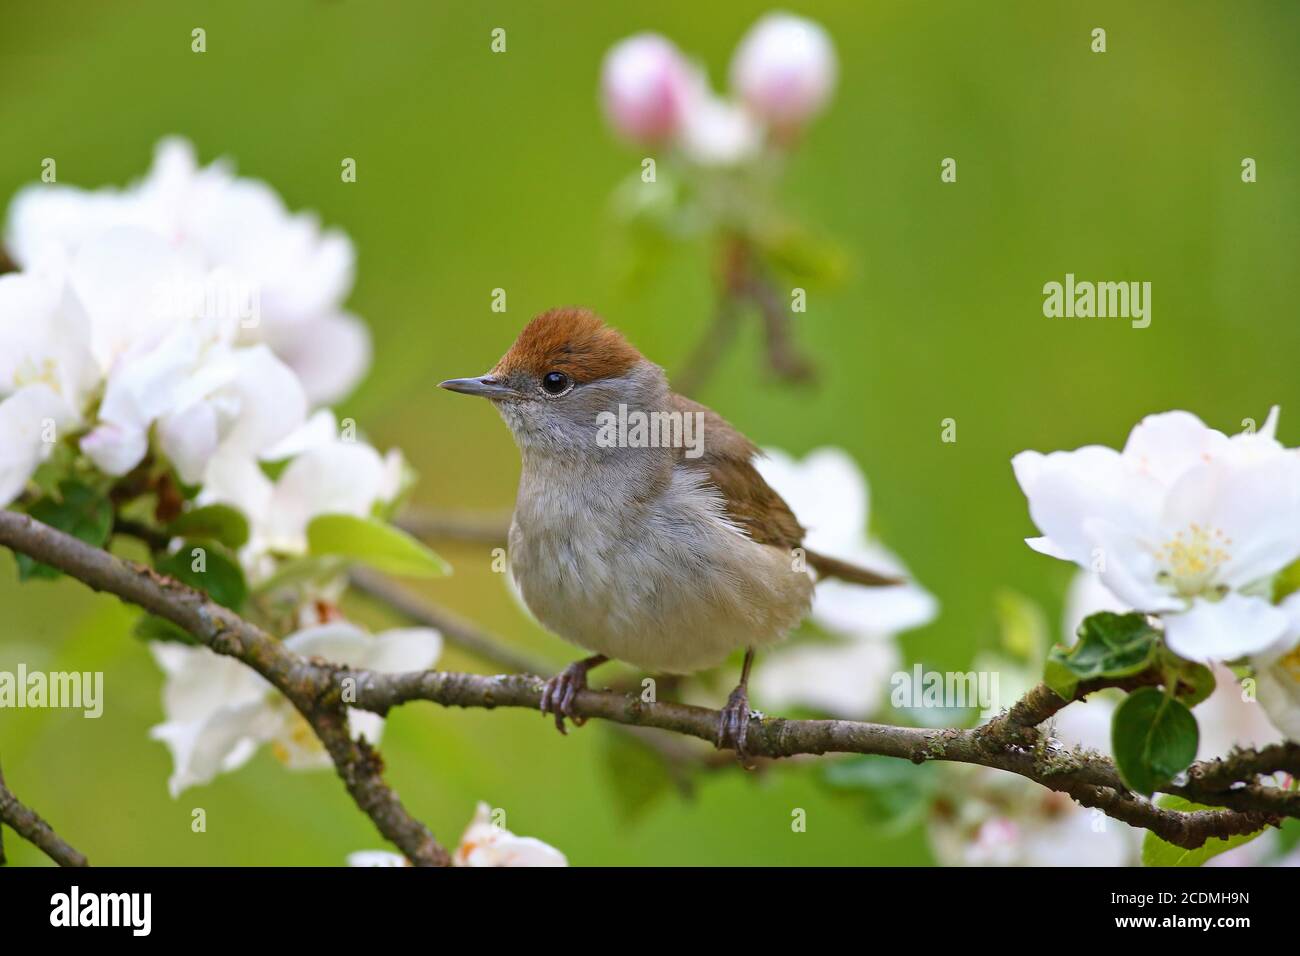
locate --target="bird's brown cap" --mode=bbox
[492,307,644,383]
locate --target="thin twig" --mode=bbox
[674,236,815,396]
[741,255,815,385]
[674,290,745,397]
[394,510,510,547]
[0,511,450,867]
[348,567,551,675]
[0,770,88,867]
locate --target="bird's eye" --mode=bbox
[541,371,571,396]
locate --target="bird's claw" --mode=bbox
[539,662,592,735]
[716,685,753,759]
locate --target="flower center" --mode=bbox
[13,357,62,394]
[1155,523,1231,598]
[270,711,324,765]
[1278,646,1300,685]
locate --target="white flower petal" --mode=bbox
[1122,410,1229,485]
[1163,594,1290,664]
[752,637,901,718]
[264,441,386,549]
[453,802,567,867]
[158,401,220,484]
[266,312,371,406]
[1086,518,1178,611]
[79,421,149,476]
[1194,664,1282,759]
[261,409,338,461]
[199,451,274,528]
[149,700,276,797]
[347,850,408,867]
[1013,445,1158,567]
[678,69,762,167]
[0,385,76,505]
[282,621,372,663]
[68,226,206,370]
[216,345,308,459]
[359,627,442,673]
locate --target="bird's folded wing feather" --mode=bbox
[669,392,902,587]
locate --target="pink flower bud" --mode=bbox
[730,13,837,134]
[600,33,691,146]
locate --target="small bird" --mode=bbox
[440,308,900,755]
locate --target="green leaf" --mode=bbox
[28,442,77,498]
[753,224,850,285]
[821,754,939,833]
[17,480,114,580]
[155,541,248,611]
[1044,612,1159,699]
[306,514,450,577]
[1159,648,1216,707]
[1142,795,1267,866]
[1112,688,1199,796]
[1274,558,1300,603]
[166,504,250,549]
[251,554,347,596]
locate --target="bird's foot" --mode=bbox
[716,684,754,758]
[539,656,603,734]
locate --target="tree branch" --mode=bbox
[1,509,1293,855]
[674,236,815,397]
[0,768,88,867]
[0,511,450,867]
[393,509,510,547]
[346,671,1282,848]
[348,567,549,674]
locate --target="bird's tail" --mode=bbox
[805,549,904,587]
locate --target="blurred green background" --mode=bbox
[2,0,1298,866]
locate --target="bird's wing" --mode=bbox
[670,392,903,587]
[669,392,805,550]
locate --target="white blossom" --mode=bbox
[149,622,440,796]
[5,137,368,404]
[452,802,567,867]
[1014,409,1300,664]
[347,850,408,867]
[677,71,763,167]
[199,411,405,580]
[1253,592,1300,740]
[349,803,568,868]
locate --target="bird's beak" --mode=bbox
[438,375,516,399]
